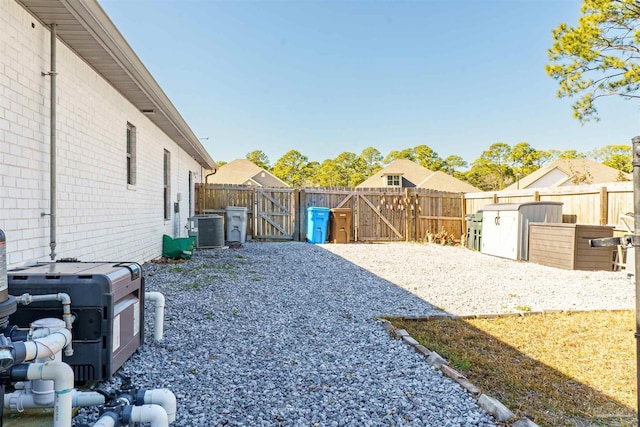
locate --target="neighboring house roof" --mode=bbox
[208,159,290,187]
[17,0,215,169]
[417,170,480,193]
[505,158,631,190]
[357,159,480,192]
[358,159,432,188]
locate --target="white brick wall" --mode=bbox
[0,1,205,268]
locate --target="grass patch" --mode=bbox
[391,311,637,427]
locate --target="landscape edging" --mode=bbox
[377,317,539,427]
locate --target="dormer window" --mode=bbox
[386,175,401,186]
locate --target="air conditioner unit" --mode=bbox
[188,215,224,249]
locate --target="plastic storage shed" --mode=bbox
[480,202,562,261]
[307,207,330,243]
[529,223,614,270]
[7,262,144,382]
[330,208,352,244]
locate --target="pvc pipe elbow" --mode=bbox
[56,293,71,305]
[93,411,118,427]
[127,404,169,427]
[145,292,165,308]
[25,329,72,361]
[26,361,73,392]
[145,292,165,341]
[144,389,177,423]
[26,362,74,427]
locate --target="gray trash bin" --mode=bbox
[226,206,248,243]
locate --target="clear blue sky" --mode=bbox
[98,0,640,169]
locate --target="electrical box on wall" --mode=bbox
[7,262,144,382]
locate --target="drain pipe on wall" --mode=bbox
[42,23,58,261]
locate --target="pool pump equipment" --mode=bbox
[0,228,176,426]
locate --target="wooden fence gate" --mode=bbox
[195,185,464,242]
[299,188,463,242]
[256,188,295,240]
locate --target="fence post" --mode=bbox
[600,186,608,225]
[461,193,467,244]
[252,187,257,240]
[298,188,306,242]
[534,191,540,202]
[293,188,301,241]
[354,192,359,242]
[405,188,411,242]
[492,193,498,203]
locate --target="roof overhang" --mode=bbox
[16,0,216,169]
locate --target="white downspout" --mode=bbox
[145,292,165,341]
[128,404,169,427]
[25,362,73,427]
[143,388,177,423]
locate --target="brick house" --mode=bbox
[0,0,216,268]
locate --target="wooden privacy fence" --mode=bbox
[196,182,635,243]
[195,184,464,242]
[464,181,634,227]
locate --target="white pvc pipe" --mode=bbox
[5,389,105,411]
[23,328,71,361]
[18,293,74,356]
[144,388,177,423]
[72,390,105,407]
[25,362,73,427]
[130,404,169,427]
[145,292,165,341]
[93,413,117,427]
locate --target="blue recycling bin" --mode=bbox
[307,207,330,243]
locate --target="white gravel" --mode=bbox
[322,242,634,316]
[72,241,633,426]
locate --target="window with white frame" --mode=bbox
[386,175,401,186]
[126,123,136,185]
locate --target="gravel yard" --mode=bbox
[73,241,633,426]
[322,242,634,316]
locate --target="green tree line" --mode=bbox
[213,1,640,193]
[216,143,631,191]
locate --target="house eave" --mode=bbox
[16,0,216,170]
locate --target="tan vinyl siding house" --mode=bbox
[506,158,631,191]
[357,159,479,192]
[208,159,289,187]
